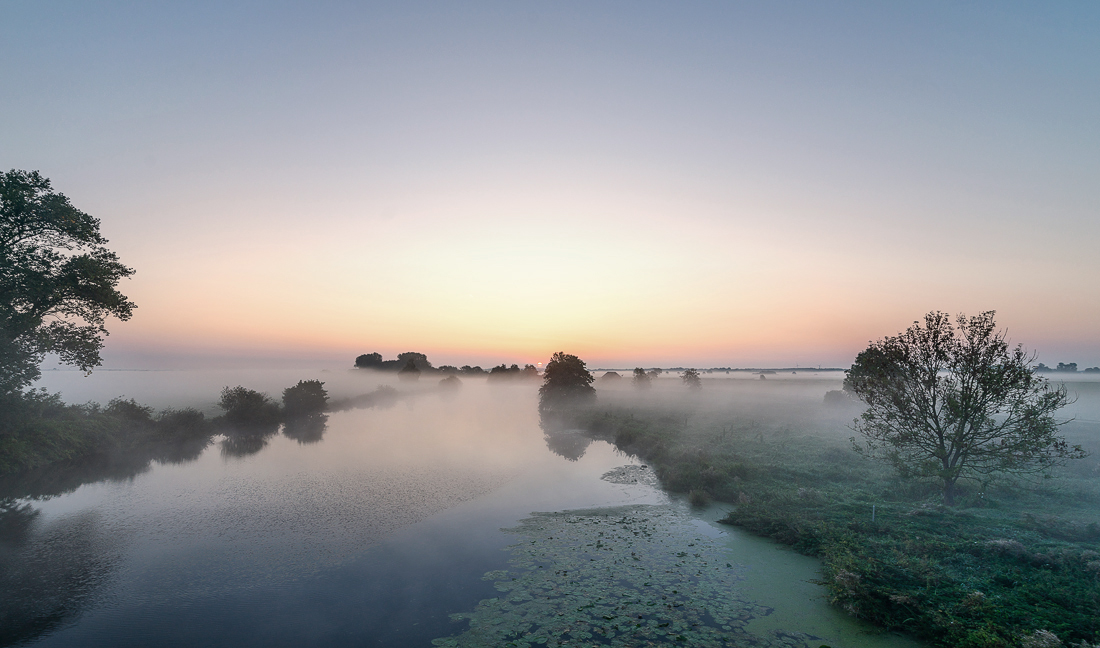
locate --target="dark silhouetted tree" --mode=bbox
[397,352,432,370]
[681,368,701,389]
[398,358,421,382]
[1,170,135,396]
[282,380,328,418]
[217,386,281,430]
[538,352,595,421]
[355,353,383,369]
[632,368,650,390]
[846,311,1084,505]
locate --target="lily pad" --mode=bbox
[433,504,817,647]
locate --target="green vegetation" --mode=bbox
[581,390,1100,648]
[434,505,788,648]
[847,311,1083,506]
[0,170,135,396]
[0,390,210,475]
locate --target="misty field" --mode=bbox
[582,374,1100,648]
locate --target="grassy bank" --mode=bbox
[0,390,212,476]
[580,385,1100,648]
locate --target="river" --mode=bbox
[2,369,920,647]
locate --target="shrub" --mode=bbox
[282,380,328,418]
[218,386,281,429]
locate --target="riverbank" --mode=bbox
[579,390,1100,648]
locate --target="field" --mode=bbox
[581,376,1100,648]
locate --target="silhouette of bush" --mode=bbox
[354,352,383,368]
[217,386,281,430]
[398,359,421,382]
[282,380,328,418]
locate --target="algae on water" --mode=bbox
[434,503,819,647]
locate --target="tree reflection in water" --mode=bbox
[539,410,593,462]
[283,414,328,445]
[219,425,279,458]
[541,429,592,461]
[0,383,393,646]
[0,503,118,648]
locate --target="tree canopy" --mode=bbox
[282,380,328,418]
[355,352,383,368]
[681,368,701,389]
[845,311,1084,505]
[1,170,134,395]
[538,352,595,416]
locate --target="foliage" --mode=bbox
[397,351,432,370]
[846,311,1083,505]
[434,505,785,648]
[581,403,1100,648]
[488,363,520,381]
[0,390,211,475]
[0,170,135,395]
[217,386,281,429]
[681,368,701,389]
[398,358,421,381]
[354,352,383,368]
[538,352,596,418]
[632,368,650,390]
[281,380,328,418]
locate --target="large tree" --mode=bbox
[538,352,595,416]
[845,311,1084,505]
[0,170,135,395]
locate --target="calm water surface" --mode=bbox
[5,371,921,647]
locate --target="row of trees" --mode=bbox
[1035,362,1100,373]
[354,352,540,381]
[600,368,701,389]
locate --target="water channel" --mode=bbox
[3,370,920,647]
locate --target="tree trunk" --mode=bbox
[943,479,956,506]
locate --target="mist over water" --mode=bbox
[17,365,1097,646]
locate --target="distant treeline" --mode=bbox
[1036,362,1100,374]
[592,367,845,373]
[354,352,539,380]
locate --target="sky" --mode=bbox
[3,1,1099,370]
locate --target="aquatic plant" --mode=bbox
[434,504,817,648]
[581,405,1100,647]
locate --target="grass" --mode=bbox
[0,390,212,478]
[579,386,1100,648]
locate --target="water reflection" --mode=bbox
[0,507,117,648]
[283,414,328,445]
[219,430,276,458]
[542,429,592,461]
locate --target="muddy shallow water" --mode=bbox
[4,372,921,647]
